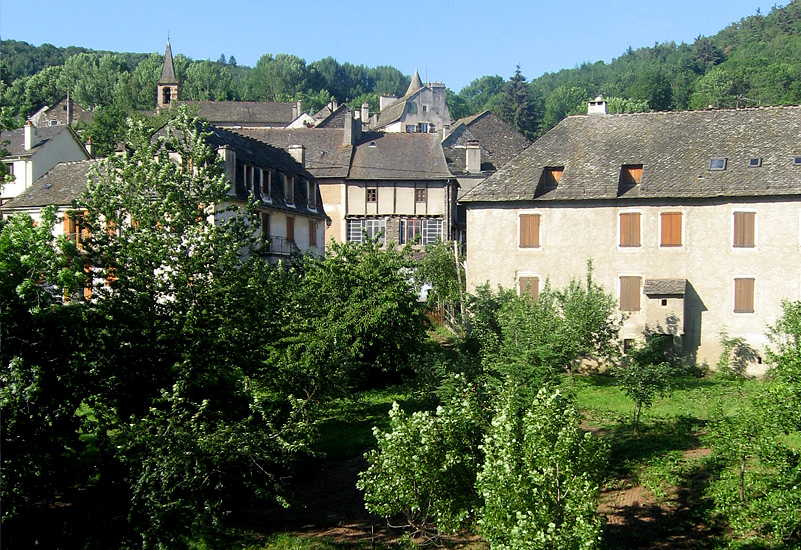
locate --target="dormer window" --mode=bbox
[263,170,272,201]
[544,167,563,189]
[794,156,801,166]
[748,158,762,168]
[285,174,294,204]
[307,179,317,210]
[621,165,643,185]
[709,158,727,170]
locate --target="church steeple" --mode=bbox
[406,69,423,96]
[157,40,179,110]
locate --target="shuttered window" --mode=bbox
[286,216,294,244]
[619,213,641,247]
[544,167,563,188]
[519,214,540,248]
[734,278,755,313]
[620,276,642,312]
[621,165,643,185]
[660,212,682,247]
[518,276,539,300]
[309,220,317,246]
[733,212,755,248]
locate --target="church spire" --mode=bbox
[159,40,178,85]
[406,69,423,96]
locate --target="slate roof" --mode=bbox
[236,127,353,179]
[1,126,64,156]
[407,70,423,96]
[159,41,178,85]
[349,132,451,180]
[370,93,415,130]
[3,159,100,208]
[442,111,531,174]
[644,279,687,296]
[315,104,351,129]
[462,106,801,202]
[179,101,295,127]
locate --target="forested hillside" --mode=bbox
[2,1,801,140]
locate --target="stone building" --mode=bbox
[461,101,801,370]
[369,70,452,135]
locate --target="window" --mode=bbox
[3,162,12,176]
[307,180,317,210]
[286,216,295,244]
[422,105,428,113]
[519,213,540,248]
[709,158,727,170]
[544,167,563,189]
[619,212,641,247]
[733,212,755,248]
[245,165,254,193]
[408,102,418,114]
[620,164,643,185]
[261,213,270,241]
[263,170,272,201]
[162,87,172,105]
[285,174,294,204]
[660,212,682,247]
[418,122,430,133]
[253,167,261,196]
[347,218,386,243]
[406,125,416,133]
[620,276,642,312]
[309,220,317,246]
[734,278,755,313]
[749,158,762,168]
[415,187,427,203]
[63,211,91,249]
[518,276,539,300]
[400,218,442,245]
[366,188,377,202]
[794,156,801,166]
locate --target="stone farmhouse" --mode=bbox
[461,100,801,369]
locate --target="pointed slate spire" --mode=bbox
[406,69,423,96]
[159,40,178,85]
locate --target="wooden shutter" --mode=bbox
[733,212,755,248]
[734,278,755,313]
[545,168,563,187]
[286,216,294,243]
[660,212,682,247]
[309,220,317,246]
[619,213,641,247]
[518,276,539,301]
[519,214,540,248]
[620,276,642,311]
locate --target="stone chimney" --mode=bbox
[466,140,481,174]
[379,95,397,111]
[85,137,93,157]
[24,120,35,150]
[288,144,305,167]
[343,111,362,145]
[361,102,370,123]
[588,96,607,115]
[291,99,303,120]
[331,99,338,111]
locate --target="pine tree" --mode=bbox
[494,66,542,139]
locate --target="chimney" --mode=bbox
[343,111,362,145]
[331,99,338,111]
[588,96,607,115]
[66,94,73,126]
[379,95,396,111]
[361,102,369,123]
[466,140,481,174]
[85,137,93,157]
[24,120,35,150]
[288,144,305,167]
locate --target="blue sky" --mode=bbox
[0,1,784,92]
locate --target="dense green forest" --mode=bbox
[3,1,801,143]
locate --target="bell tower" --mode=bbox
[157,40,179,110]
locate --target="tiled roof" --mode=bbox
[159,41,178,85]
[4,159,100,208]
[236,127,353,179]
[644,279,687,296]
[462,106,801,202]
[180,101,295,126]
[349,132,451,180]
[1,126,62,156]
[442,111,530,174]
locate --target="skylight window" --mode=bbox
[748,158,762,168]
[709,158,727,171]
[794,156,801,166]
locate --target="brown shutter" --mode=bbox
[734,278,755,313]
[733,212,755,248]
[518,276,539,301]
[620,276,642,311]
[661,212,682,247]
[519,214,540,248]
[309,220,317,246]
[286,216,295,243]
[620,213,641,247]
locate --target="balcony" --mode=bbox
[260,235,299,257]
